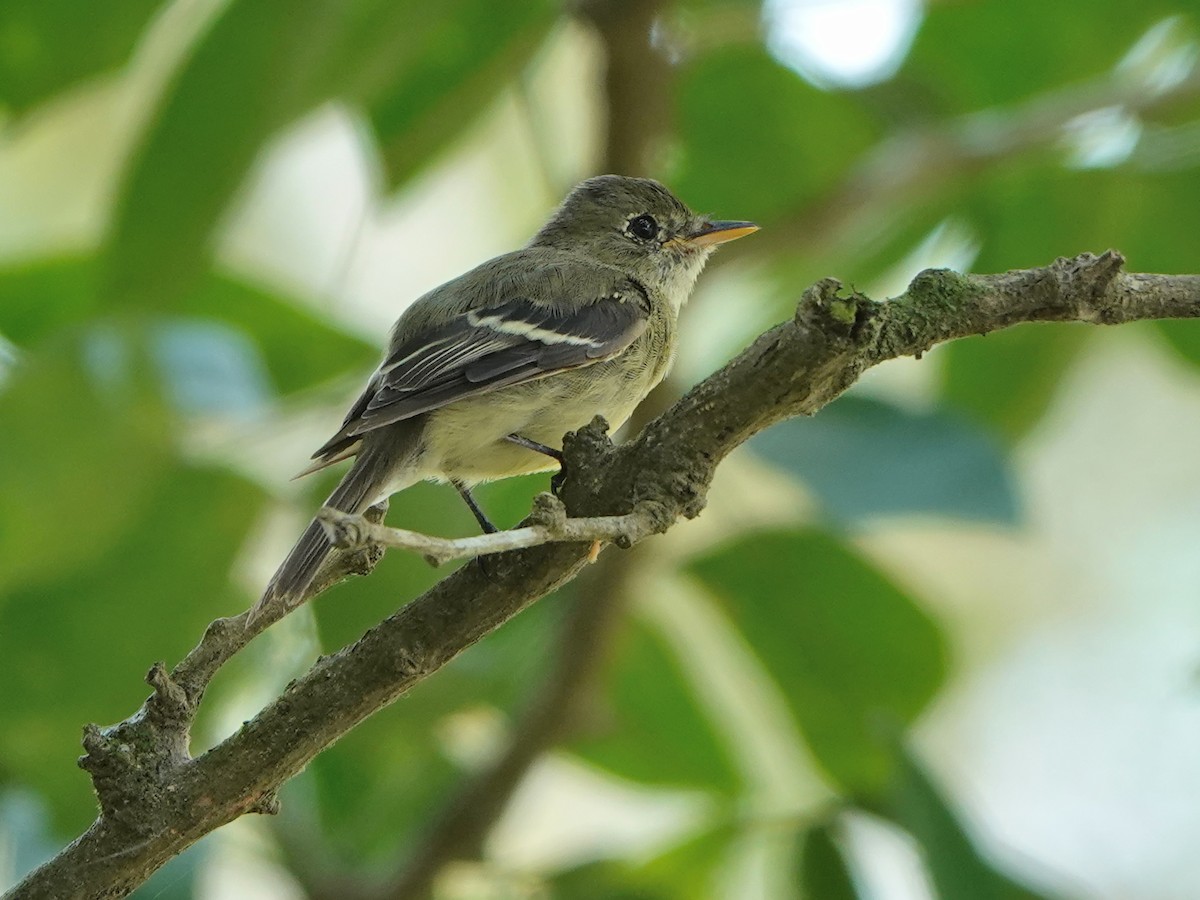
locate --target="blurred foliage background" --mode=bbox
[2,0,1200,897]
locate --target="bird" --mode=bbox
[254,174,756,616]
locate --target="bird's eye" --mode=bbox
[627,214,658,241]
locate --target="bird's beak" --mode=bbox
[673,220,759,249]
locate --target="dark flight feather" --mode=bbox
[308,288,649,465]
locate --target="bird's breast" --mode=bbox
[421,335,672,483]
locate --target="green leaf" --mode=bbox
[966,165,1110,273]
[553,863,671,900]
[0,257,374,396]
[571,619,741,793]
[0,331,170,596]
[553,823,736,900]
[473,472,554,531]
[902,0,1182,114]
[673,45,881,225]
[102,0,350,308]
[959,163,1200,391]
[885,746,1052,900]
[752,396,1019,524]
[0,257,99,345]
[939,324,1091,443]
[798,817,859,900]
[176,273,376,396]
[103,0,555,311]
[0,0,163,112]
[968,165,1200,275]
[368,0,557,188]
[632,822,738,897]
[300,622,550,867]
[302,696,460,867]
[689,530,947,794]
[1115,165,1200,275]
[306,581,561,868]
[305,503,561,866]
[0,464,267,832]
[1156,319,1200,372]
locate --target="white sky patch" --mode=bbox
[487,753,710,871]
[1117,16,1199,95]
[1061,106,1143,170]
[0,336,16,389]
[763,0,924,90]
[850,217,979,411]
[870,217,981,301]
[842,812,936,900]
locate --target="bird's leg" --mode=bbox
[505,433,568,496]
[452,479,503,579]
[452,480,498,534]
[505,433,563,464]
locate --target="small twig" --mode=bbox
[316,493,662,567]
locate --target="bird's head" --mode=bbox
[530,175,757,307]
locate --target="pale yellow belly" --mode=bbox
[419,359,661,483]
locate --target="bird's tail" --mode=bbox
[254,443,406,619]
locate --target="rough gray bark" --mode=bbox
[6,252,1199,900]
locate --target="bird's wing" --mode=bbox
[308,284,649,466]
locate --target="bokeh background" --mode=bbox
[3,0,1200,897]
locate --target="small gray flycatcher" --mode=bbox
[257,174,756,613]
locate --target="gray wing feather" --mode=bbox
[310,285,649,462]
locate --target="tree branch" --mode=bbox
[317,494,649,567]
[7,251,1198,899]
[577,0,671,176]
